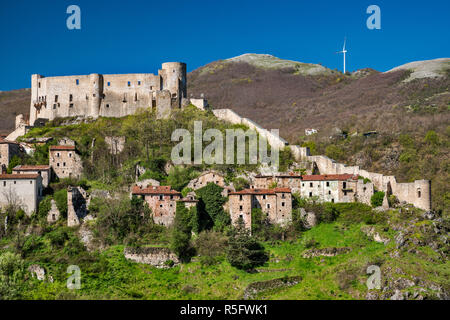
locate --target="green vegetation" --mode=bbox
[371,191,385,208]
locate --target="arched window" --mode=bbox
[417,189,421,198]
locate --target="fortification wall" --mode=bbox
[212,109,288,150]
[29,62,186,125]
[297,152,431,211]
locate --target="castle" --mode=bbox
[29,62,187,124]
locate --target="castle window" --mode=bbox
[239,214,243,219]
[3,181,5,187]
[76,79,79,85]
[159,204,163,208]
[69,94,73,102]
[69,103,74,108]
[263,195,266,200]
[135,93,138,101]
[150,86,153,90]
[14,181,16,184]
[343,182,347,189]
[170,195,173,200]
[282,202,285,207]
[38,82,41,88]
[310,182,313,187]
[107,82,110,86]
[267,203,271,209]
[309,192,312,197]
[331,199,335,203]
[328,190,331,195]
[54,95,58,102]
[106,104,110,108]
[63,162,66,167]
[128,81,131,87]
[239,195,243,201]
[326,182,330,187]
[30,181,32,184]
[159,195,163,200]
[418,190,421,198]
[302,183,304,187]
[56,152,60,157]
[57,163,60,167]
[239,205,243,211]
[138,81,141,85]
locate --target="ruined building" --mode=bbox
[49,145,83,179]
[228,188,292,230]
[29,62,187,125]
[131,185,182,226]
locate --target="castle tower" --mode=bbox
[89,73,103,118]
[414,180,432,211]
[161,62,187,108]
[30,74,43,125]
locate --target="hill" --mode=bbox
[0,89,30,134]
[188,55,450,214]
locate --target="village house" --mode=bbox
[228,188,292,230]
[253,173,374,205]
[178,191,198,209]
[131,185,182,226]
[49,145,82,179]
[0,170,43,215]
[12,164,51,188]
[187,170,225,190]
[0,138,22,168]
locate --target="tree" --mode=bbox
[195,183,230,232]
[371,191,385,207]
[0,252,25,299]
[170,202,194,262]
[226,224,268,271]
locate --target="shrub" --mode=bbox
[53,189,68,218]
[226,225,269,271]
[371,191,385,207]
[170,202,194,263]
[195,183,229,232]
[195,231,228,266]
[0,252,25,299]
[232,177,249,191]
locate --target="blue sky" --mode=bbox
[0,0,449,90]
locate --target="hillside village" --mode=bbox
[0,60,447,301]
[0,62,431,231]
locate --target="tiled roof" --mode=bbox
[49,145,75,150]
[229,187,291,195]
[13,165,50,171]
[0,173,40,179]
[131,185,181,195]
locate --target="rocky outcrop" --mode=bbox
[361,226,390,245]
[299,208,317,229]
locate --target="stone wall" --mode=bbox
[124,246,179,268]
[291,150,432,211]
[67,186,89,227]
[29,62,187,125]
[212,109,288,150]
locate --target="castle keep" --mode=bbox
[29,62,187,124]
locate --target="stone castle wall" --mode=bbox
[292,149,431,211]
[30,62,187,124]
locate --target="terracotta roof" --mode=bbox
[300,174,358,181]
[0,173,40,179]
[13,165,50,171]
[131,185,181,195]
[49,145,76,150]
[229,187,291,195]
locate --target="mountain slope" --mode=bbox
[0,89,30,134]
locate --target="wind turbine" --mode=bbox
[336,38,347,74]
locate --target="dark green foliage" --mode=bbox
[37,196,52,221]
[371,191,385,208]
[164,166,199,191]
[336,203,387,225]
[53,189,68,218]
[195,231,228,266]
[170,202,194,262]
[226,225,269,271]
[232,177,250,191]
[6,155,21,174]
[195,183,230,232]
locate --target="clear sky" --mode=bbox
[0,0,449,90]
